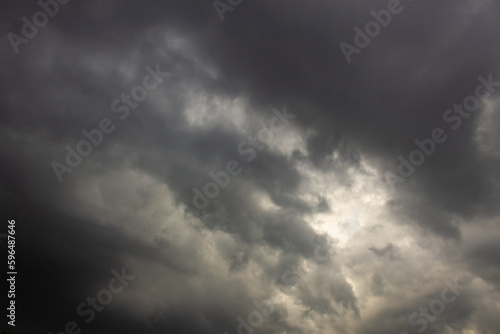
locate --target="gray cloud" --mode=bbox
[1,0,500,333]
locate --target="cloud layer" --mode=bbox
[1,0,500,333]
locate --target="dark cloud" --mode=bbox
[1,0,499,333]
[368,243,399,260]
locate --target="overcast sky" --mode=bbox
[1,0,500,333]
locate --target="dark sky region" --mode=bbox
[1,0,500,333]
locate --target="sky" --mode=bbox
[1,0,500,333]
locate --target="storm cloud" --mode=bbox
[1,0,499,333]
